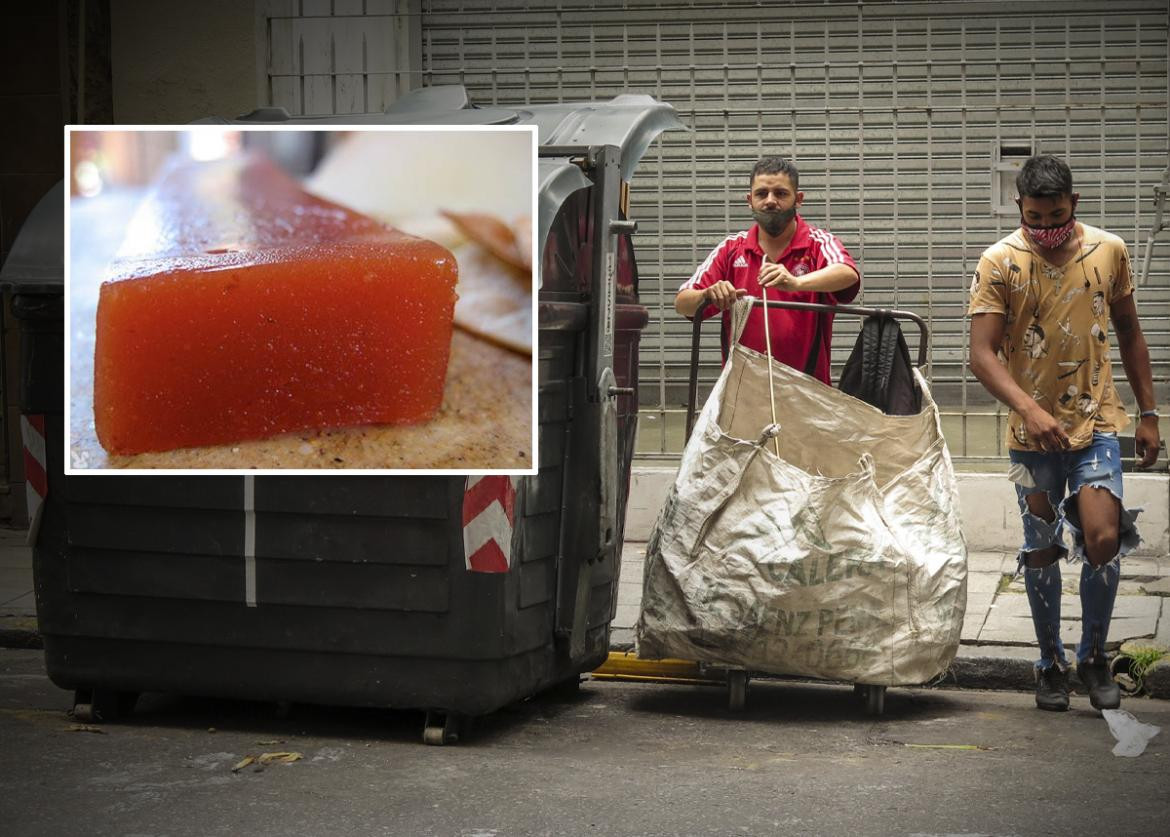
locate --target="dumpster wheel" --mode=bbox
[72,689,138,723]
[422,711,466,746]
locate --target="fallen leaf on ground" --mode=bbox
[258,751,303,765]
[255,739,283,746]
[65,724,106,734]
[232,756,256,773]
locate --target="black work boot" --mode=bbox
[1035,665,1070,712]
[1078,655,1121,711]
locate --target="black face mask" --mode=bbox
[753,206,796,236]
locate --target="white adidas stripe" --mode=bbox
[680,231,750,291]
[809,228,846,265]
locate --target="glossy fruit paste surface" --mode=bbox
[94,153,457,455]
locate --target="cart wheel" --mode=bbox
[728,670,748,712]
[422,711,463,746]
[864,685,886,716]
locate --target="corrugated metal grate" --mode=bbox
[274,0,1170,463]
[260,0,419,115]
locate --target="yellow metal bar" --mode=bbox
[590,651,726,684]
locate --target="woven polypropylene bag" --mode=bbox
[635,299,967,686]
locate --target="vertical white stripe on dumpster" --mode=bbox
[244,474,256,607]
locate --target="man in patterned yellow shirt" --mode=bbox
[968,154,1160,713]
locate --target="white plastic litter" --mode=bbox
[635,299,968,685]
[1101,708,1160,757]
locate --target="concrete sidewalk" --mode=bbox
[613,540,1170,697]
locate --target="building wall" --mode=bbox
[103,1,1170,466]
[418,0,1170,463]
[111,0,258,123]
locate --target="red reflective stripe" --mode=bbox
[21,415,47,499]
[463,476,518,573]
[462,476,514,526]
[466,540,510,573]
[23,447,47,499]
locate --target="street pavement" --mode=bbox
[1,646,1168,836]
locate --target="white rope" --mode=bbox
[760,286,781,458]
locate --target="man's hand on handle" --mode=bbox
[704,280,747,311]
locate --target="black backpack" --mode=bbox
[838,315,922,415]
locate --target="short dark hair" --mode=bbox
[1016,154,1073,199]
[751,156,799,191]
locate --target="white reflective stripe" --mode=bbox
[463,500,513,566]
[24,483,42,548]
[21,416,46,471]
[244,475,256,607]
[679,231,748,291]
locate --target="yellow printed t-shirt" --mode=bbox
[967,222,1134,452]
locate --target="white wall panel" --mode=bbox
[259,0,420,115]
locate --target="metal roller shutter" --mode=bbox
[271,1,1170,463]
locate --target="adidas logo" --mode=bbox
[733,255,749,268]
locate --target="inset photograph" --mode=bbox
[67,127,535,473]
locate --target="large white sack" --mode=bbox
[636,299,967,686]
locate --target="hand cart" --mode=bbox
[684,295,931,716]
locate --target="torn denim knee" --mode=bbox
[1060,483,1143,570]
[1013,501,1068,571]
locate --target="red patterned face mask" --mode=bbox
[1024,216,1076,249]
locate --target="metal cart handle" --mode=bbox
[684,298,932,442]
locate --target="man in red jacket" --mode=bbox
[674,156,861,383]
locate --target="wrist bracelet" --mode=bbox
[1140,409,1160,419]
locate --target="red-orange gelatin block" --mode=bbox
[93,153,457,455]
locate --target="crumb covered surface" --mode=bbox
[72,329,531,470]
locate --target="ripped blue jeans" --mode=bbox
[1009,432,1142,670]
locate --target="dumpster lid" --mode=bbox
[201,85,685,184]
[537,159,591,271]
[0,181,63,295]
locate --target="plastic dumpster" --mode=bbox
[17,88,683,743]
[0,181,63,538]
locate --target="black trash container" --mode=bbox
[0,181,63,535]
[24,91,682,744]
